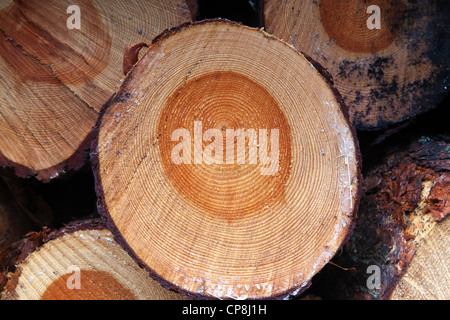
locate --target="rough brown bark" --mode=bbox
[391,215,450,299]
[311,134,450,299]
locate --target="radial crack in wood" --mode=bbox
[91,20,362,299]
[0,0,192,181]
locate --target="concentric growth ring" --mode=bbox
[93,20,361,299]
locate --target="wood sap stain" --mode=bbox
[158,71,292,221]
[40,270,136,300]
[0,0,111,85]
[319,0,403,54]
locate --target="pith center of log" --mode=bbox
[158,71,292,220]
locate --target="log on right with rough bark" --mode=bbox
[315,134,450,299]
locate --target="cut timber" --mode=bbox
[264,0,450,130]
[391,216,450,300]
[315,134,450,299]
[0,0,192,182]
[92,20,361,299]
[1,220,184,300]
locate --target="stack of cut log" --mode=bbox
[0,0,448,300]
